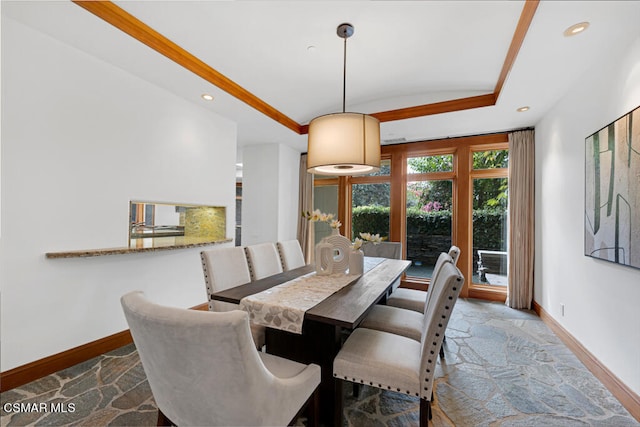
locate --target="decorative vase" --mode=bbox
[315,238,334,275]
[349,249,364,275]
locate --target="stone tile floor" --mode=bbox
[2,299,638,426]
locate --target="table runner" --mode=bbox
[239,272,361,334]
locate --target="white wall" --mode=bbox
[242,144,280,245]
[242,143,300,245]
[535,35,640,395]
[0,17,237,371]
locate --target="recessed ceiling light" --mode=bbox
[564,22,590,37]
[517,106,530,112]
[307,45,317,52]
[201,94,214,101]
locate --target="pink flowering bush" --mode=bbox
[421,201,442,212]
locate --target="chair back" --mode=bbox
[419,262,464,400]
[245,242,284,280]
[121,291,277,426]
[361,241,402,259]
[201,247,251,312]
[277,240,306,271]
[448,245,461,265]
[422,252,454,314]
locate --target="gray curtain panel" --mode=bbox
[507,129,535,309]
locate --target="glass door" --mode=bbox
[405,154,454,282]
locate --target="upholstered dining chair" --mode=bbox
[245,242,284,280]
[277,240,306,271]
[360,241,402,260]
[361,241,403,292]
[121,291,321,427]
[387,246,461,313]
[200,246,265,349]
[333,262,464,426]
[358,252,453,342]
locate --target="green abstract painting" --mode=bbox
[585,105,640,269]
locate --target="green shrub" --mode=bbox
[351,206,389,239]
[351,206,507,263]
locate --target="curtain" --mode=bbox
[297,154,314,263]
[507,129,535,309]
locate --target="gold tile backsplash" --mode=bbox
[184,206,226,239]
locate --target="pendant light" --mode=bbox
[307,23,381,176]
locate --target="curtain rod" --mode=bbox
[384,127,535,147]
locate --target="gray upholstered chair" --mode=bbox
[333,262,464,426]
[361,241,403,292]
[201,246,265,349]
[245,242,284,280]
[277,240,306,271]
[387,246,461,313]
[359,252,453,342]
[361,241,402,260]
[121,291,321,427]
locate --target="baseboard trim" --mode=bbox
[0,329,133,392]
[532,301,640,421]
[1,301,210,392]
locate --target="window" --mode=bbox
[313,175,338,245]
[350,159,391,240]
[471,148,509,288]
[337,134,510,300]
[405,155,454,279]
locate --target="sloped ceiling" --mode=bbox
[3,1,640,154]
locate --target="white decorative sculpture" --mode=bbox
[315,233,351,275]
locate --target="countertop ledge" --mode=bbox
[46,238,233,259]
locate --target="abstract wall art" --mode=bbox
[585,105,640,270]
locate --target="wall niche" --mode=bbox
[129,201,226,248]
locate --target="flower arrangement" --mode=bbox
[302,209,342,229]
[352,232,384,250]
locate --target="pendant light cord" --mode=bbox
[342,35,347,113]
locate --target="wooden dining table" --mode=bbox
[211,257,411,424]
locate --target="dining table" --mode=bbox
[211,256,411,425]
